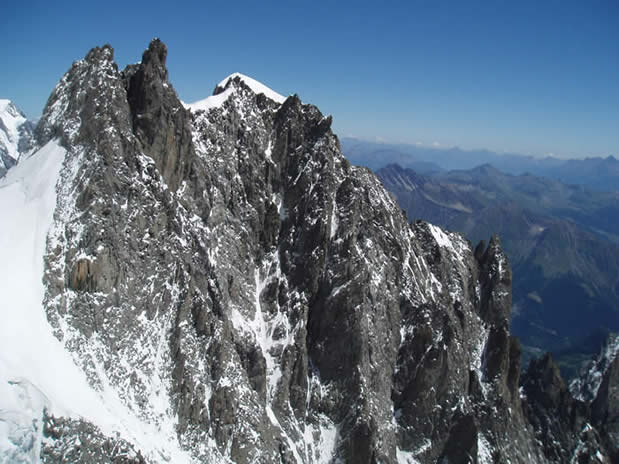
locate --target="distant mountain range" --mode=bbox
[342,137,619,192]
[374,163,619,375]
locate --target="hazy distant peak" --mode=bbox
[470,163,503,175]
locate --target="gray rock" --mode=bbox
[41,413,146,464]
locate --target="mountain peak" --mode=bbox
[35,42,126,147]
[0,99,24,119]
[84,43,115,66]
[0,99,34,175]
[214,72,286,103]
[185,72,286,113]
[140,38,168,80]
[471,163,502,175]
[144,38,166,63]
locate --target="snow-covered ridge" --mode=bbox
[185,72,286,112]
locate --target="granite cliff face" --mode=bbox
[1,40,616,463]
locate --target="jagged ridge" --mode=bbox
[0,39,616,464]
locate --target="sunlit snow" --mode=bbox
[185,73,287,112]
[0,140,194,463]
[217,73,286,104]
[0,99,28,162]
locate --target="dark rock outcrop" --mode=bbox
[41,413,146,464]
[123,39,195,192]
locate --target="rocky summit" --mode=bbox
[0,39,616,463]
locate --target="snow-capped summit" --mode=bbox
[0,99,24,119]
[215,72,286,104]
[0,99,35,176]
[185,72,286,113]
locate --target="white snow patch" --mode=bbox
[0,99,14,112]
[428,223,453,249]
[253,266,277,400]
[316,420,337,464]
[471,326,489,371]
[265,140,273,162]
[184,87,235,113]
[329,198,338,239]
[396,447,423,464]
[428,223,466,265]
[471,325,490,398]
[477,434,493,464]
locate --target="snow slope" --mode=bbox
[0,140,194,463]
[0,139,89,462]
[0,140,119,462]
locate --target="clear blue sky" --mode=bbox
[1,0,618,158]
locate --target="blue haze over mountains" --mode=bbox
[342,137,619,193]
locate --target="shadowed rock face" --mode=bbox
[521,354,589,462]
[13,39,614,463]
[521,349,618,464]
[123,39,195,192]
